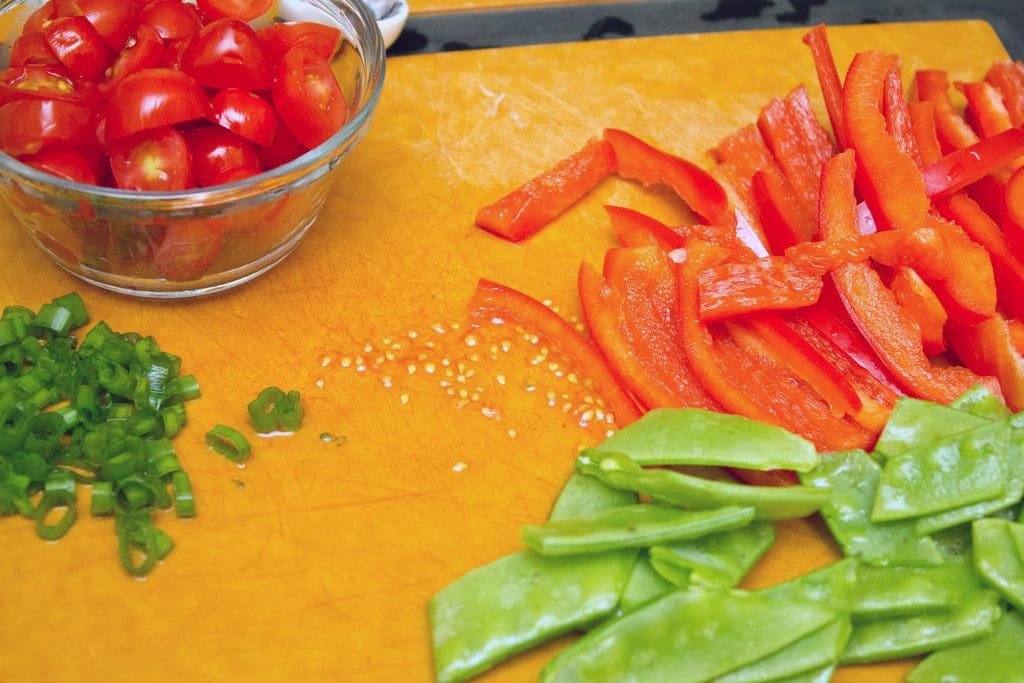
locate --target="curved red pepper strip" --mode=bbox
[958,80,1014,139]
[820,150,998,403]
[948,315,1024,412]
[751,166,816,253]
[844,51,931,233]
[698,258,823,321]
[603,128,735,229]
[915,70,980,153]
[604,205,685,251]
[985,61,1024,127]
[909,101,943,165]
[469,279,642,425]
[802,24,846,150]
[922,127,1024,199]
[757,95,821,217]
[787,85,837,164]
[883,62,922,167]
[889,267,948,355]
[474,137,616,243]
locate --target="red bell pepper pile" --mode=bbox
[469,25,1024,460]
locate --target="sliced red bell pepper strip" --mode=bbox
[819,149,996,403]
[751,166,815,254]
[947,314,1024,411]
[889,267,948,355]
[604,205,685,252]
[709,162,767,246]
[757,92,824,218]
[915,69,980,153]
[1008,319,1024,356]
[1005,166,1024,260]
[698,257,823,321]
[604,128,735,229]
[957,80,1014,139]
[922,126,1024,198]
[985,61,1024,127]
[883,62,922,167]
[712,123,778,169]
[935,192,1024,322]
[802,24,846,150]
[786,85,837,165]
[909,100,943,165]
[474,137,616,243]
[469,279,642,425]
[579,250,719,411]
[844,51,931,233]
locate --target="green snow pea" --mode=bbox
[578,451,831,520]
[798,450,942,566]
[619,552,676,614]
[593,408,818,471]
[522,504,756,556]
[874,397,989,459]
[1008,519,1024,558]
[852,563,975,621]
[973,518,1024,610]
[907,610,1024,683]
[713,618,851,683]
[649,520,775,588]
[872,420,1011,522]
[950,384,1012,420]
[429,473,637,683]
[840,588,1003,664]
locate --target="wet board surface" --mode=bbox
[0,20,1010,683]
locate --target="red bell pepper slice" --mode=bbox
[709,162,766,246]
[883,62,922,167]
[844,51,931,233]
[579,250,719,411]
[922,126,1024,198]
[698,257,823,321]
[958,80,1014,139]
[751,166,815,254]
[985,61,1024,127]
[820,149,996,402]
[468,279,642,425]
[604,205,685,252]
[787,85,837,163]
[909,100,943,165]
[947,314,1024,411]
[1005,166,1024,259]
[889,267,948,355]
[1009,319,1024,356]
[604,128,734,229]
[802,24,846,150]
[474,137,616,243]
[915,70,980,153]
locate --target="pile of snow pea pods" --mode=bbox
[430,385,1024,682]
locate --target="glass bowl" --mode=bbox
[0,0,385,298]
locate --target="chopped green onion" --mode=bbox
[172,472,195,518]
[44,470,77,497]
[116,510,174,577]
[247,386,304,433]
[165,375,200,404]
[91,481,115,516]
[206,425,251,462]
[277,390,305,431]
[34,489,77,541]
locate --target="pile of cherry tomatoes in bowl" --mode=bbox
[0,0,351,191]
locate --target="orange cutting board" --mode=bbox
[0,21,1011,683]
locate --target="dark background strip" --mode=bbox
[389,0,1024,58]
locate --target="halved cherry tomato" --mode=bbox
[138,0,203,42]
[0,64,97,107]
[182,18,271,90]
[23,0,82,36]
[209,166,261,185]
[19,148,99,185]
[0,99,96,157]
[257,21,342,63]
[197,0,273,22]
[153,219,223,281]
[161,37,191,70]
[9,32,62,67]
[208,89,276,146]
[109,125,192,191]
[44,15,113,81]
[78,0,136,51]
[183,125,260,186]
[102,24,165,94]
[272,46,348,149]
[105,68,208,140]
[256,118,305,168]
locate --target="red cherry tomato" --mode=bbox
[208,89,276,146]
[78,0,136,51]
[209,166,261,185]
[23,0,82,36]
[9,32,62,67]
[0,99,96,157]
[0,65,98,107]
[109,125,192,191]
[181,18,271,90]
[105,68,208,140]
[257,21,342,63]
[153,219,223,281]
[256,117,304,168]
[19,148,99,184]
[138,0,203,42]
[161,37,191,69]
[197,0,273,22]
[183,125,260,186]
[102,24,165,94]
[272,46,348,149]
[44,16,114,81]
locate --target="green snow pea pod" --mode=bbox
[907,610,1024,683]
[649,520,775,588]
[593,408,818,471]
[840,589,1003,664]
[522,504,756,556]
[972,518,1024,610]
[874,397,989,459]
[1008,519,1024,558]
[619,552,676,614]
[578,451,831,520]
[429,474,636,683]
[950,384,1012,420]
[852,563,975,621]
[713,618,851,683]
[799,450,942,566]
[872,420,1011,522]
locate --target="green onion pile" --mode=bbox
[0,293,199,577]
